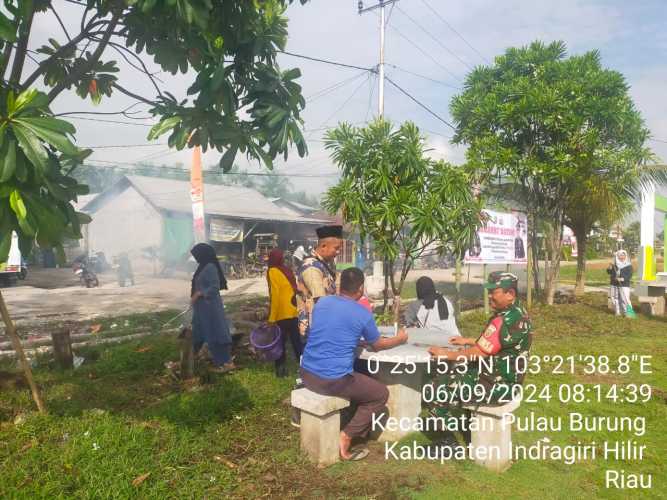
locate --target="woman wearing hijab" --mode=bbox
[607,250,633,317]
[267,248,302,377]
[403,276,460,335]
[190,243,235,373]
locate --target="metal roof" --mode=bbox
[113,175,328,224]
[72,194,98,213]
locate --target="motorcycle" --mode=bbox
[73,261,99,288]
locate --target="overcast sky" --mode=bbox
[23,0,667,203]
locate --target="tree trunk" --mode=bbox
[51,329,73,370]
[392,257,413,323]
[529,213,541,296]
[0,291,46,413]
[574,231,588,297]
[382,259,390,313]
[454,257,462,318]
[543,219,564,305]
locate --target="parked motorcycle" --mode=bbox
[73,261,99,288]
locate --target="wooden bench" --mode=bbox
[462,396,522,472]
[291,388,350,466]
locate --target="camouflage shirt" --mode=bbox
[296,251,337,336]
[474,300,532,387]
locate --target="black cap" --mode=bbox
[316,225,343,239]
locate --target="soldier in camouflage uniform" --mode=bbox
[427,272,532,418]
[296,225,342,339]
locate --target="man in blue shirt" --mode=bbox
[301,267,408,460]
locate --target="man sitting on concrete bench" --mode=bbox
[427,272,532,423]
[300,267,408,460]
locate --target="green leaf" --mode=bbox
[26,116,76,135]
[148,116,182,140]
[0,138,16,182]
[219,146,238,173]
[9,190,27,219]
[14,118,80,156]
[77,211,92,225]
[12,123,48,172]
[0,232,11,264]
[12,88,40,115]
[0,11,17,43]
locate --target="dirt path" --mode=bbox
[1,269,269,328]
[2,262,609,330]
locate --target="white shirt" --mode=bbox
[412,298,460,336]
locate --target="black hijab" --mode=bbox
[416,276,448,320]
[191,243,227,296]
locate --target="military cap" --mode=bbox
[483,271,519,290]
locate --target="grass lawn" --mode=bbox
[558,261,613,287]
[1,294,665,499]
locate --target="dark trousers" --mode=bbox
[300,368,389,438]
[275,318,302,369]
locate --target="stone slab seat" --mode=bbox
[461,395,522,473]
[637,295,666,316]
[291,388,350,466]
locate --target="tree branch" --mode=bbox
[9,6,36,85]
[104,40,164,95]
[0,41,13,81]
[111,83,159,107]
[47,12,121,103]
[55,101,147,117]
[21,26,100,90]
[50,4,72,42]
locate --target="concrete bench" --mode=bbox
[637,296,665,316]
[291,388,350,466]
[462,396,522,472]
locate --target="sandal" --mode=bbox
[210,362,237,374]
[343,447,369,461]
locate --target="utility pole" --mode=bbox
[359,1,398,314]
[358,0,398,116]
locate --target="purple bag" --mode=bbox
[249,324,283,362]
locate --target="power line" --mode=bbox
[395,5,474,72]
[365,72,377,122]
[649,138,667,144]
[306,71,369,104]
[84,143,167,149]
[386,64,459,89]
[420,0,491,65]
[67,116,156,127]
[83,161,338,178]
[384,76,455,130]
[307,73,371,139]
[279,50,373,72]
[386,22,462,83]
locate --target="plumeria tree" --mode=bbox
[451,41,655,304]
[323,119,483,313]
[0,0,309,412]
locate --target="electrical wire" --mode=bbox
[307,73,371,139]
[395,5,474,72]
[384,76,455,130]
[386,23,462,83]
[83,143,167,149]
[279,50,373,72]
[67,116,156,127]
[386,64,460,89]
[420,0,491,64]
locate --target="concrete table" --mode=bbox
[358,327,461,442]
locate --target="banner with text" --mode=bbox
[465,209,528,265]
[209,218,244,242]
